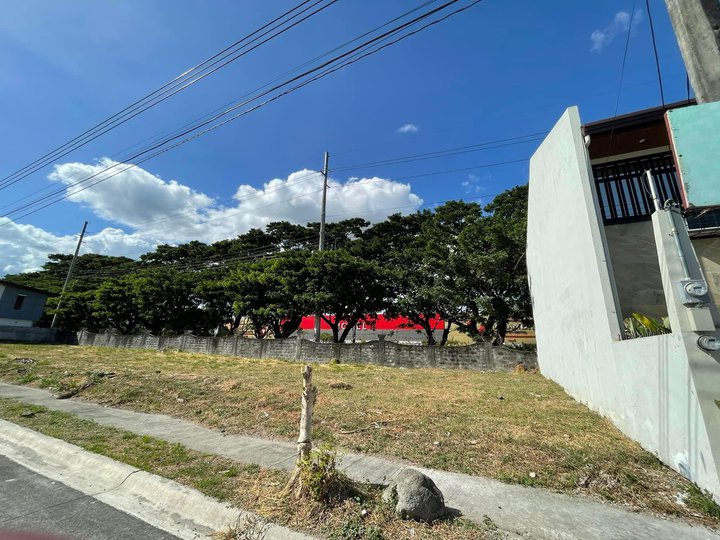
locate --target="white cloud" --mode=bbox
[1,162,424,275]
[49,158,213,227]
[590,9,643,52]
[396,123,419,134]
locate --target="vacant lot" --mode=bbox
[0,344,717,525]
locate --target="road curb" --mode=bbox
[0,419,314,540]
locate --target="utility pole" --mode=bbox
[51,221,88,328]
[314,151,330,342]
[665,0,720,103]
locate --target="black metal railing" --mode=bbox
[592,152,681,225]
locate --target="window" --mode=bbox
[13,294,26,310]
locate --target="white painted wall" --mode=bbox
[528,107,720,500]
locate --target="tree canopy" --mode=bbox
[4,187,532,343]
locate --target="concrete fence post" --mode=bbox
[295,330,303,361]
[425,344,436,367]
[485,342,495,370]
[377,335,386,365]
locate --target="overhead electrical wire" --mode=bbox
[0,0,483,228]
[0,0,440,213]
[644,0,665,106]
[57,189,506,282]
[0,0,340,192]
[66,230,340,281]
[331,133,544,172]
[82,146,533,235]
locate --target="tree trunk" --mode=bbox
[339,315,359,343]
[297,365,316,460]
[440,322,451,346]
[494,316,508,346]
[421,319,436,345]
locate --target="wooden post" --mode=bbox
[297,364,316,460]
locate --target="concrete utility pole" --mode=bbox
[665,0,720,103]
[51,220,88,328]
[314,152,330,342]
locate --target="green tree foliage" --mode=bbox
[301,249,391,343]
[445,186,531,343]
[224,251,310,339]
[2,187,532,342]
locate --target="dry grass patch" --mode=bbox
[0,398,489,540]
[0,344,718,527]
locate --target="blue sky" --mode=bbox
[0,0,690,274]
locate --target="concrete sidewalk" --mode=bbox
[0,418,312,540]
[1,382,718,540]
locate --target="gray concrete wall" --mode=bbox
[694,236,720,313]
[604,221,667,319]
[527,106,720,500]
[77,330,537,372]
[0,326,57,344]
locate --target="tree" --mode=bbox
[383,205,479,345]
[4,253,138,329]
[225,251,310,339]
[448,186,531,344]
[93,277,142,334]
[301,249,391,343]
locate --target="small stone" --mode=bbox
[433,440,440,446]
[360,508,369,517]
[382,469,446,522]
[529,472,537,478]
[176,397,184,403]
[20,410,35,418]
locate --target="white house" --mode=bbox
[527,101,720,500]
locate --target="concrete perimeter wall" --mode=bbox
[0,326,57,344]
[77,330,536,372]
[528,106,720,499]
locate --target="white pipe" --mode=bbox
[645,170,661,212]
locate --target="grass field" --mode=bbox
[1,343,718,527]
[0,399,489,540]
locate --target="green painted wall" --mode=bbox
[667,102,720,208]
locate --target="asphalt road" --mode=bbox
[0,456,178,540]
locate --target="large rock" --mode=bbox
[382,468,445,522]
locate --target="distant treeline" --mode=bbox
[6,185,530,345]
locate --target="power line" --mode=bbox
[0,0,339,192]
[53,189,508,282]
[0,0,482,227]
[644,0,665,106]
[331,133,544,172]
[607,0,638,158]
[0,1,441,213]
[88,154,530,235]
[613,0,638,117]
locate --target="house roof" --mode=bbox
[583,99,696,135]
[0,279,54,297]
